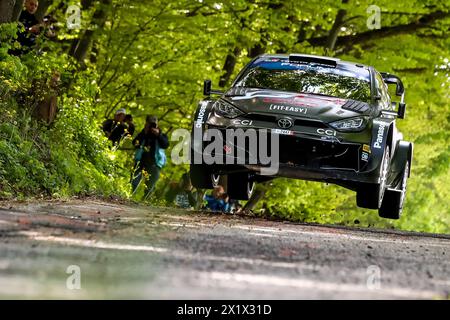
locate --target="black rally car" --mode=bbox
[190,54,413,219]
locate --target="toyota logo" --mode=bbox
[277,118,293,129]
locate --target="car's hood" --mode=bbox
[223,88,370,122]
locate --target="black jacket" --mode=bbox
[132,129,169,165]
[17,10,39,49]
[102,119,127,144]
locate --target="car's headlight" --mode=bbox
[214,100,243,118]
[329,117,368,131]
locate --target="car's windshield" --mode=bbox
[234,59,372,103]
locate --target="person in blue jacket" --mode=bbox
[204,185,230,213]
[131,115,169,198]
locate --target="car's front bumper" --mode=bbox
[192,120,382,186]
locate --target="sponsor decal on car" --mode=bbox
[263,94,347,109]
[195,104,207,129]
[273,129,294,135]
[374,123,386,149]
[316,128,336,136]
[232,119,253,126]
[361,152,369,162]
[363,144,371,153]
[269,104,307,114]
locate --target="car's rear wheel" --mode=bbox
[378,161,409,219]
[227,172,254,200]
[356,147,390,209]
[190,164,217,189]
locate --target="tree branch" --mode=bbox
[308,10,450,47]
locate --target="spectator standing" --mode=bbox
[124,114,135,136]
[131,115,169,198]
[102,108,127,145]
[14,0,56,55]
[15,0,41,54]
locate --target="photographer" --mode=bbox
[131,115,169,198]
[102,108,128,145]
[14,0,56,55]
[124,114,135,136]
[17,0,40,52]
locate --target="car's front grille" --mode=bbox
[242,113,329,129]
[294,118,328,128]
[242,113,277,123]
[202,127,361,171]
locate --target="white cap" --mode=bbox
[115,108,126,115]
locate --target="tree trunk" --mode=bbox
[71,0,111,65]
[34,0,52,22]
[11,0,23,21]
[325,0,349,51]
[243,188,266,212]
[68,0,94,56]
[72,29,95,64]
[248,42,265,58]
[0,0,16,23]
[218,47,241,88]
[34,95,58,124]
[297,21,309,43]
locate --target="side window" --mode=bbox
[375,72,391,109]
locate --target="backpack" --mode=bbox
[134,138,145,162]
[155,139,166,168]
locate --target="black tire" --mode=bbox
[356,147,390,209]
[190,164,216,189]
[227,173,255,200]
[379,161,409,219]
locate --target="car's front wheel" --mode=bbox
[190,164,218,189]
[356,147,390,209]
[227,172,254,200]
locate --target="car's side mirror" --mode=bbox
[203,79,212,96]
[203,79,224,96]
[398,102,406,119]
[380,72,405,96]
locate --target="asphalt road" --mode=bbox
[0,200,448,299]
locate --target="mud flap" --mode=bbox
[191,101,215,165]
[388,140,413,187]
[365,119,392,182]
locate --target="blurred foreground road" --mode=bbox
[0,200,448,299]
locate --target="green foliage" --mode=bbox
[0,25,128,199]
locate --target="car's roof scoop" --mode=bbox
[288,54,339,68]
